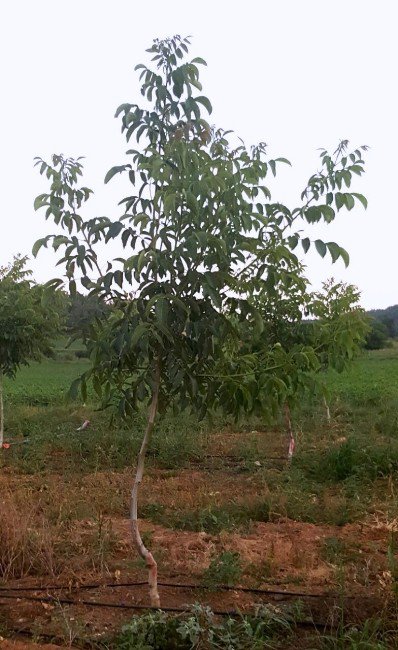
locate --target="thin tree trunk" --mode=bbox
[284,402,295,461]
[0,370,4,448]
[130,360,161,607]
[323,396,331,423]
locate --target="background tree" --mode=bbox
[364,318,390,350]
[0,257,59,448]
[303,280,370,420]
[67,292,111,340]
[308,280,370,372]
[230,275,368,450]
[33,35,368,605]
[367,305,398,340]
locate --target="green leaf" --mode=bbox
[130,323,148,348]
[305,206,322,223]
[194,96,212,114]
[321,206,335,223]
[155,297,169,325]
[344,193,355,210]
[339,247,350,267]
[164,193,176,214]
[32,237,48,258]
[269,160,276,177]
[326,241,340,263]
[274,157,291,166]
[106,221,124,242]
[191,57,207,66]
[335,193,345,210]
[53,235,70,252]
[92,376,102,398]
[104,165,128,184]
[34,194,49,211]
[137,250,146,274]
[252,308,264,337]
[301,238,311,254]
[114,270,123,288]
[351,193,368,209]
[68,377,81,401]
[314,240,327,257]
[81,377,88,402]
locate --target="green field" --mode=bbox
[5,340,398,406]
[328,345,398,403]
[3,338,90,405]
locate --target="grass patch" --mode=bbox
[164,501,272,534]
[295,438,398,484]
[2,406,206,474]
[318,617,396,649]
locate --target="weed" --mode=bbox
[116,602,300,649]
[295,438,398,485]
[51,601,89,648]
[150,412,206,468]
[91,514,119,573]
[319,617,394,649]
[375,405,398,439]
[165,501,272,534]
[0,491,59,579]
[386,531,398,602]
[140,502,166,520]
[202,551,242,587]
[247,558,274,584]
[321,537,360,565]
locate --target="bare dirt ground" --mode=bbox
[1,429,396,646]
[0,464,393,646]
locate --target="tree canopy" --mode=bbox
[33,36,368,419]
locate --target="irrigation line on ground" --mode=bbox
[0,581,147,592]
[0,579,374,600]
[0,592,245,616]
[0,592,327,628]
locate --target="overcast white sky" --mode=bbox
[0,0,396,309]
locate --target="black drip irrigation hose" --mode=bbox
[0,592,329,629]
[0,579,374,600]
[0,592,242,617]
[0,581,147,592]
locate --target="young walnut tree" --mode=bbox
[33,36,368,605]
[0,257,59,448]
